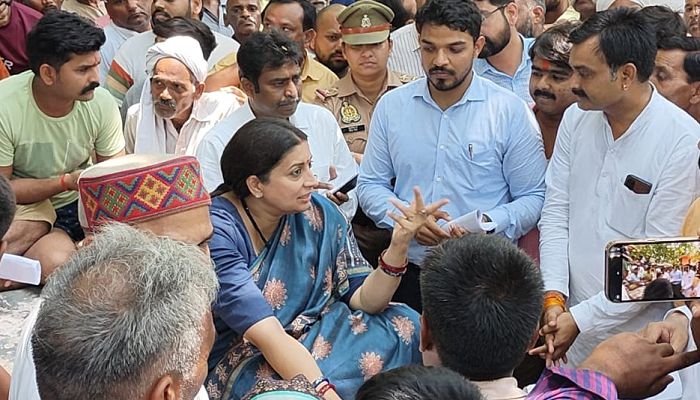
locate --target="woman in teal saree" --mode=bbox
[205,118,448,399]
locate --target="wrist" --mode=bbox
[59,174,70,192]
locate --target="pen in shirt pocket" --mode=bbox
[468,144,473,160]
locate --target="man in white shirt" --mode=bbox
[105,0,239,107]
[387,22,423,77]
[197,31,358,217]
[535,8,700,375]
[124,36,241,155]
[99,0,152,83]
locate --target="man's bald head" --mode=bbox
[314,3,348,76]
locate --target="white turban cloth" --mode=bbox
[134,36,209,154]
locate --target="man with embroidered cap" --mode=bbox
[8,154,215,400]
[124,35,243,156]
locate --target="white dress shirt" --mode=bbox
[99,23,138,84]
[124,90,242,156]
[196,101,359,218]
[539,88,700,366]
[387,23,424,78]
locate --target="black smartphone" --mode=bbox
[605,237,700,302]
[331,174,358,195]
[623,174,652,194]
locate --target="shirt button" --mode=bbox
[436,176,442,182]
[440,145,446,150]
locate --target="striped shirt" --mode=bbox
[387,23,424,78]
[528,367,618,399]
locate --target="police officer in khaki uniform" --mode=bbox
[317,0,415,268]
[316,0,415,163]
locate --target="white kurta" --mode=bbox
[196,101,359,218]
[124,90,242,156]
[539,89,700,366]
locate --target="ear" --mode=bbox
[619,62,637,89]
[473,35,486,60]
[689,81,700,105]
[38,64,57,86]
[193,82,205,100]
[190,0,203,19]
[303,28,316,50]
[240,76,256,97]
[245,175,264,198]
[148,374,177,400]
[505,1,519,27]
[532,5,545,26]
[419,314,434,352]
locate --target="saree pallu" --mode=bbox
[206,194,421,400]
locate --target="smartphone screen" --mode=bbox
[606,237,700,302]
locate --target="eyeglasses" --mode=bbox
[480,4,508,21]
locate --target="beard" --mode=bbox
[478,26,511,58]
[428,67,472,91]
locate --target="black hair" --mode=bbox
[152,17,217,59]
[657,35,700,52]
[569,8,656,82]
[216,118,307,198]
[376,0,412,30]
[415,0,481,43]
[685,51,700,82]
[638,5,687,44]
[237,31,304,92]
[642,278,674,300]
[356,365,485,400]
[26,11,106,74]
[263,0,316,31]
[0,175,16,239]
[420,235,544,381]
[529,20,580,71]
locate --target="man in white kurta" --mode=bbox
[538,8,700,377]
[123,36,241,156]
[196,30,358,218]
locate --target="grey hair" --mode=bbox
[32,222,219,400]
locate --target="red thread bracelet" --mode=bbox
[379,250,408,276]
[59,174,70,191]
[317,382,336,397]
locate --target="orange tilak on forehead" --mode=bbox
[540,59,552,71]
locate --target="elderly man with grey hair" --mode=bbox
[124,35,242,156]
[31,223,219,400]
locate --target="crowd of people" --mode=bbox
[3,0,700,397]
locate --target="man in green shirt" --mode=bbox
[0,11,125,290]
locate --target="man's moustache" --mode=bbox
[80,81,99,95]
[534,89,556,100]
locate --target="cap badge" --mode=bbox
[361,14,371,28]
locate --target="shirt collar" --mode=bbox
[414,72,488,108]
[336,71,404,97]
[246,99,309,130]
[301,57,326,82]
[473,377,527,400]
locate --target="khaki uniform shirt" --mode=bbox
[316,70,414,154]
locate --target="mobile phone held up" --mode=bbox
[606,237,700,303]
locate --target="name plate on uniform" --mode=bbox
[341,125,366,134]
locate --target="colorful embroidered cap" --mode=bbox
[338,0,394,45]
[78,154,211,231]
